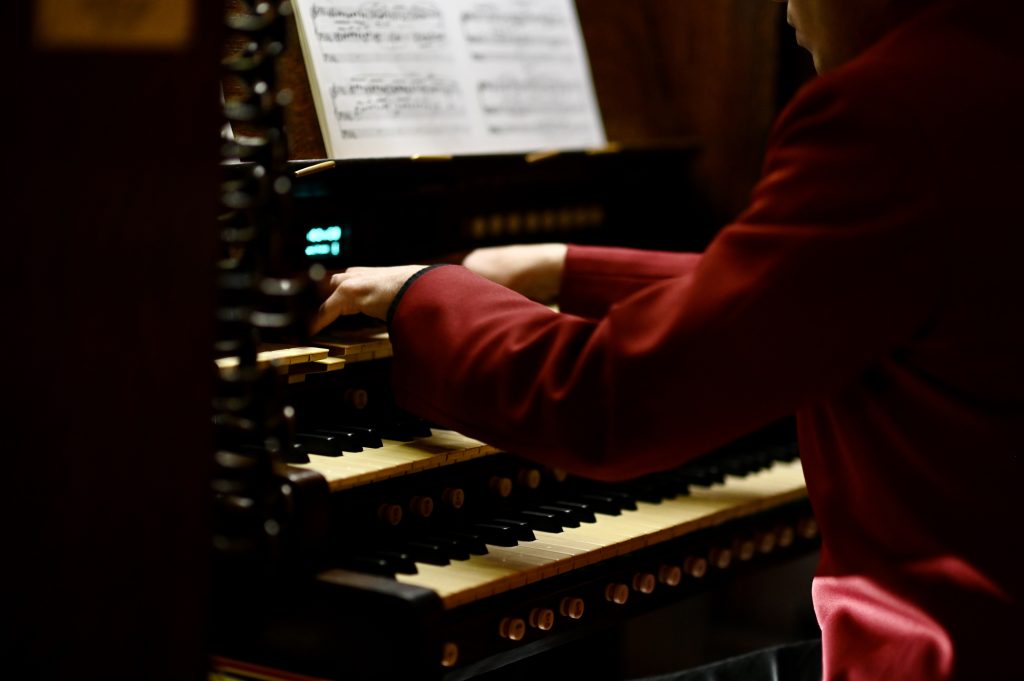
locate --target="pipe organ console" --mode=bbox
[211,2,817,680]
[211,333,818,681]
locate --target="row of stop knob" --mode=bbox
[438,515,817,667]
[494,555,708,644]
[494,516,817,641]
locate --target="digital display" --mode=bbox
[305,224,352,259]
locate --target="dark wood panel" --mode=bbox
[577,0,791,222]
[4,2,222,679]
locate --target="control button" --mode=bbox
[440,642,459,668]
[797,517,819,540]
[658,564,683,587]
[441,487,465,510]
[756,530,777,554]
[377,503,403,526]
[632,573,656,594]
[489,475,513,498]
[605,583,630,605]
[776,524,795,548]
[709,547,732,569]
[732,536,756,561]
[410,496,434,518]
[498,617,526,641]
[559,596,585,619]
[343,388,368,410]
[684,556,708,579]
[518,468,542,490]
[529,608,555,631]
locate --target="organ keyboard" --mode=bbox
[210,328,817,681]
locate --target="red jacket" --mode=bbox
[387,1,1023,678]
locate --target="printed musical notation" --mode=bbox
[293,0,606,158]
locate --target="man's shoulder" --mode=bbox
[774,0,1024,153]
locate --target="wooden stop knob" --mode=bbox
[529,608,555,631]
[441,487,465,509]
[377,503,402,526]
[632,573,656,594]
[605,583,630,605]
[410,496,434,518]
[559,597,585,619]
[498,617,526,641]
[658,564,682,587]
[684,556,707,579]
[440,642,459,668]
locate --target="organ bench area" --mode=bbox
[210,329,819,681]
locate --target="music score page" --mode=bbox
[292,0,607,158]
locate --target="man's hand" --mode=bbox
[312,264,429,334]
[461,243,567,304]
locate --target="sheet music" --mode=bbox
[292,0,606,158]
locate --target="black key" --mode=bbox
[683,464,722,487]
[438,529,488,555]
[285,442,310,464]
[512,509,564,533]
[526,504,580,528]
[620,479,669,504]
[730,452,765,475]
[369,549,418,574]
[604,489,638,511]
[580,485,638,511]
[342,555,395,578]
[332,425,384,448]
[471,522,519,547]
[402,540,450,566]
[418,534,470,561]
[551,500,597,524]
[295,432,346,456]
[491,518,536,541]
[659,472,693,495]
[771,443,800,462]
[575,493,622,516]
[310,428,364,453]
[403,419,434,438]
[375,421,421,441]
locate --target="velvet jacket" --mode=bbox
[386,1,1023,677]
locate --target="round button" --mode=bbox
[709,547,732,569]
[605,583,630,605]
[756,530,777,554]
[377,503,402,526]
[529,608,555,631]
[440,642,459,668]
[684,556,707,579]
[344,388,369,410]
[776,524,795,548]
[518,468,542,490]
[410,496,434,518]
[559,596,585,619]
[442,487,465,509]
[498,617,526,641]
[658,564,682,587]
[489,476,513,498]
[733,537,756,561]
[797,517,819,540]
[632,573,656,594]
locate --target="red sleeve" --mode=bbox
[387,78,948,482]
[559,246,702,319]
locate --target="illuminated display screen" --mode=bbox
[305,224,352,259]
